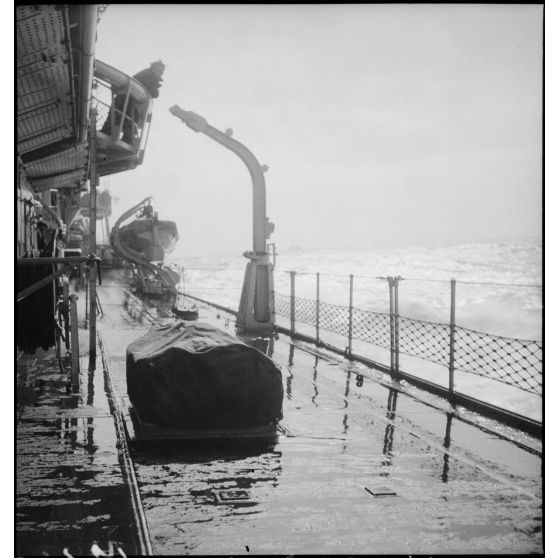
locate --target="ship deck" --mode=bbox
[16,271,543,555]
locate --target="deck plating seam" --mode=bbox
[98,331,154,556]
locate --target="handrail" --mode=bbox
[17,267,67,303]
[177,290,542,440]
[16,255,102,302]
[92,61,154,177]
[274,282,542,397]
[94,60,152,102]
[16,255,101,265]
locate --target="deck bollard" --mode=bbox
[316,272,320,344]
[448,279,457,401]
[348,274,354,357]
[290,271,296,336]
[69,294,80,390]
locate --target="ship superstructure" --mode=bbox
[17,4,157,354]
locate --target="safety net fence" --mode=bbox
[273,292,542,396]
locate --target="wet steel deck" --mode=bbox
[17,275,543,555]
[16,332,139,555]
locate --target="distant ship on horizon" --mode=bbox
[287,244,305,253]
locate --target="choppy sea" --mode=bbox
[173,237,542,421]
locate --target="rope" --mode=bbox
[451,279,542,288]
[182,286,242,290]
[184,266,227,271]
[279,270,541,288]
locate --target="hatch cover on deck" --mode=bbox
[365,487,398,497]
[214,489,251,504]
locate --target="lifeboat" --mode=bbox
[118,217,178,262]
[110,198,180,296]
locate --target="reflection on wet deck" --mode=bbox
[98,288,541,555]
[16,346,138,556]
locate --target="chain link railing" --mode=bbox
[398,316,450,366]
[352,307,391,349]
[454,326,542,394]
[319,300,350,338]
[274,273,542,398]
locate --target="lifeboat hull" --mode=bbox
[118,219,178,262]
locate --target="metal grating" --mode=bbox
[16,6,65,57]
[17,68,73,152]
[17,5,74,154]
[30,169,87,192]
[18,128,72,156]
[17,45,68,78]
[26,144,89,177]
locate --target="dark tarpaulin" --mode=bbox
[126,321,284,429]
[16,259,56,354]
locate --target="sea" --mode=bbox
[173,236,542,421]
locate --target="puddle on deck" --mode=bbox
[18,282,541,555]
[97,289,542,555]
[16,334,139,556]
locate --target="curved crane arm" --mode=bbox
[169,106,271,255]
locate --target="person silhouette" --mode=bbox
[101,61,165,143]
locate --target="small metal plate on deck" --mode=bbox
[365,487,398,498]
[214,489,251,504]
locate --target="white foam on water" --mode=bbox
[175,237,542,418]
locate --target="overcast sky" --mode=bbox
[94,4,543,257]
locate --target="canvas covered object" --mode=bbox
[126,321,283,429]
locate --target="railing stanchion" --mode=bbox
[394,276,400,377]
[449,279,457,401]
[348,274,354,358]
[290,271,296,337]
[62,278,70,350]
[69,294,80,391]
[85,268,89,323]
[388,276,395,378]
[88,108,98,369]
[316,272,320,345]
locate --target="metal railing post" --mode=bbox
[394,276,400,377]
[89,108,98,368]
[290,271,296,336]
[348,274,354,357]
[388,277,395,377]
[85,268,89,322]
[62,278,70,351]
[316,272,320,345]
[448,279,457,401]
[69,294,80,390]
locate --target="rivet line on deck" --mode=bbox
[98,331,153,556]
